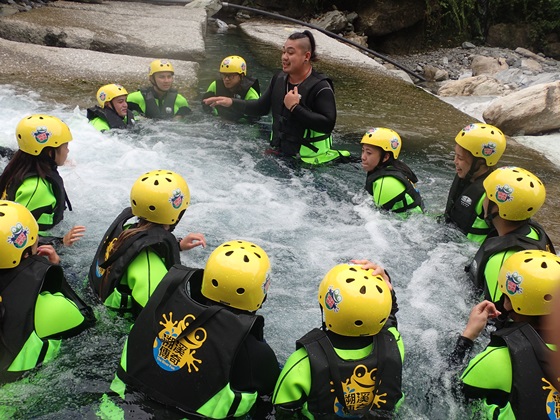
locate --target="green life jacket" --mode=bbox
[365,166,424,214]
[489,323,559,419]
[445,173,492,239]
[117,265,262,418]
[140,87,178,120]
[296,328,403,418]
[86,105,135,129]
[88,207,180,314]
[270,70,347,164]
[467,221,555,301]
[210,77,261,121]
[0,255,94,383]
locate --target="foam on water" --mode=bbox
[0,85,499,418]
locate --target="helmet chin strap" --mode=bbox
[465,157,484,182]
[484,202,499,227]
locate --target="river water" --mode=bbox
[0,28,559,419]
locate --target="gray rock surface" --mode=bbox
[0,1,206,61]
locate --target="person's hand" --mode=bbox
[179,233,207,251]
[37,245,60,264]
[284,86,300,111]
[462,300,501,341]
[63,225,86,247]
[203,96,233,108]
[350,259,392,290]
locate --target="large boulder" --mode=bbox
[0,1,206,61]
[486,23,531,50]
[483,81,560,135]
[354,0,424,37]
[471,55,509,76]
[438,75,510,97]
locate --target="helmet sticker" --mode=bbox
[262,272,271,295]
[390,137,400,150]
[367,128,378,134]
[98,91,107,102]
[325,286,342,312]
[505,271,523,295]
[223,58,231,66]
[241,62,246,72]
[32,126,51,144]
[7,222,29,249]
[463,123,477,132]
[153,312,207,372]
[169,189,184,209]
[495,184,514,203]
[482,142,496,156]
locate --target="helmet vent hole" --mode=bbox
[355,320,363,327]
[541,262,548,269]
[359,285,366,294]
[254,252,262,259]
[516,177,523,182]
[225,251,234,256]
[149,205,156,211]
[380,317,387,324]
[141,177,148,182]
[212,279,218,287]
[529,181,534,188]
[237,288,245,295]
[527,207,533,212]
[349,267,357,272]
[346,278,355,283]
[0,212,4,217]
[544,294,553,301]
[244,255,250,263]
[376,285,383,293]
[524,258,533,263]
[154,180,159,186]
[165,177,172,183]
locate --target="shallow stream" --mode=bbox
[0,27,558,419]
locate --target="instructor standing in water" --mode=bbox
[203,30,349,165]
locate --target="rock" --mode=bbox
[0,1,207,61]
[471,55,508,76]
[354,0,424,37]
[544,42,560,60]
[487,23,531,50]
[343,31,368,48]
[483,81,560,135]
[423,64,447,82]
[515,47,547,62]
[438,75,508,96]
[520,58,543,73]
[310,10,347,33]
[461,42,476,49]
[184,0,221,18]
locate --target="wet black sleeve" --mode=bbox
[231,77,275,117]
[448,335,474,367]
[290,80,336,134]
[231,333,280,418]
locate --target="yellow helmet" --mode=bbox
[202,240,271,311]
[130,170,190,225]
[0,200,39,269]
[360,127,401,159]
[149,59,175,76]
[483,166,545,221]
[16,114,72,156]
[455,123,506,167]
[498,250,560,316]
[220,55,247,76]
[97,84,128,108]
[318,264,391,337]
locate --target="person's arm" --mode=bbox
[273,347,312,419]
[290,81,336,134]
[126,91,146,115]
[231,80,273,116]
[89,117,111,132]
[125,248,169,308]
[174,94,192,117]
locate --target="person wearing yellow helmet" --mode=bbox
[0,200,95,383]
[87,83,136,132]
[467,166,555,303]
[202,55,261,122]
[203,31,349,165]
[445,123,507,244]
[88,169,206,318]
[103,240,279,419]
[273,261,404,419]
[0,114,85,248]
[450,250,560,419]
[360,127,424,215]
[127,59,191,120]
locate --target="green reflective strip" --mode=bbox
[8,333,60,372]
[97,392,125,420]
[197,382,257,418]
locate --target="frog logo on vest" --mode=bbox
[542,378,560,419]
[153,311,207,373]
[334,364,387,416]
[169,189,184,210]
[7,222,30,249]
[32,126,51,144]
